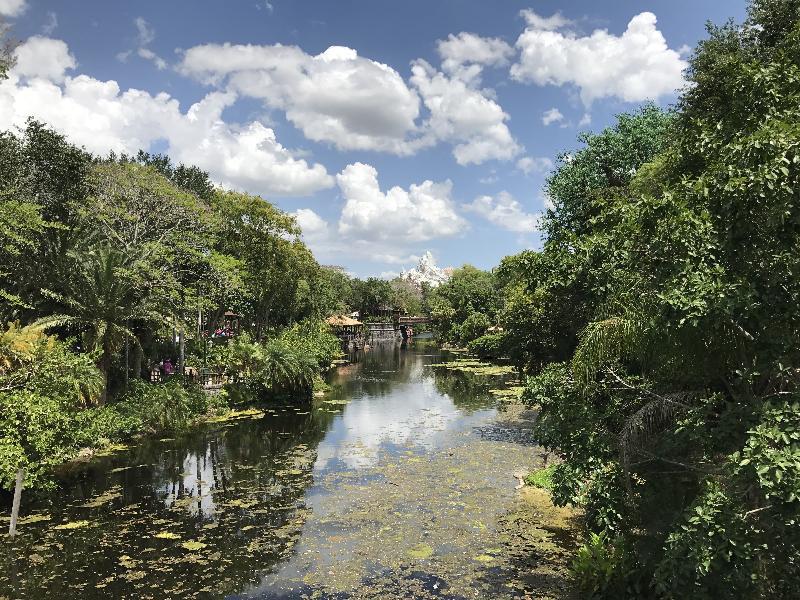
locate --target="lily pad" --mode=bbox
[408,543,433,559]
[54,520,91,530]
[181,540,207,551]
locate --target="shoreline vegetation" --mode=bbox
[3,1,800,597]
[423,2,800,596]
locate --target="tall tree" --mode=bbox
[37,246,158,403]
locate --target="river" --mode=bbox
[0,342,577,599]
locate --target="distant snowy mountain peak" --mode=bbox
[401,251,452,288]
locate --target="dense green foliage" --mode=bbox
[0,324,102,490]
[499,2,800,596]
[227,322,340,398]
[0,120,350,493]
[429,265,500,344]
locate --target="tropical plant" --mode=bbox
[36,245,159,402]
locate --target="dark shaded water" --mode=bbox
[0,343,547,599]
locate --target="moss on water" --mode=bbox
[272,395,578,598]
[0,349,577,600]
[430,358,515,376]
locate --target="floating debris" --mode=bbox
[181,541,207,551]
[53,520,91,530]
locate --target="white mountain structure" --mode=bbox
[401,251,453,288]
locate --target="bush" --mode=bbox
[467,332,507,359]
[277,320,342,369]
[572,532,632,599]
[458,312,491,345]
[524,464,556,490]
[226,333,318,399]
[112,379,218,433]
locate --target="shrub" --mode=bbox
[226,333,318,399]
[467,332,507,359]
[524,464,556,490]
[112,379,215,433]
[458,312,491,345]
[277,320,342,369]
[572,532,632,599]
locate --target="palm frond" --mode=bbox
[573,316,650,388]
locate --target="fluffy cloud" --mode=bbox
[519,8,573,31]
[437,32,513,85]
[337,162,466,242]
[411,60,520,165]
[541,107,564,126]
[12,36,75,83]
[511,11,687,105]
[516,155,553,175]
[0,0,25,17]
[179,43,426,155]
[464,191,541,233]
[1,37,334,197]
[180,40,521,165]
[292,208,330,240]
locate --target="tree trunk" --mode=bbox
[99,341,112,405]
[124,337,129,388]
[8,467,24,537]
[133,343,143,380]
[178,327,185,378]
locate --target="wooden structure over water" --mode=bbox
[326,315,365,350]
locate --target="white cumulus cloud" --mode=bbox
[180,40,521,166]
[1,36,334,197]
[0,0,25,17]
[179,43,427,155]
[292,208,330,240]
[411,59,520,165]
[464,191,542,233]
[337,162,467,242]
[541,107,564,126]
[437,32,514,85]
[516,155,553,175]
[12,36,75,83]
[511,11,687,105]
[520,8,573,31]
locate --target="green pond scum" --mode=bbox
[1,344,578,599]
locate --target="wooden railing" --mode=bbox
[148,367,230,389]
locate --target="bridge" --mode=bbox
[398,315,431,325]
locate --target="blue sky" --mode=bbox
[1,0,747,276]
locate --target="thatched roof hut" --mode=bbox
[325,315,363,327]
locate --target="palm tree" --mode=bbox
[37,245,158,403]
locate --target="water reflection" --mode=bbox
[0,343,514,599]
[314,344,499,471]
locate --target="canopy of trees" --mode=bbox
[481,2,800,596]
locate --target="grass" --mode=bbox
[524,464,557,491]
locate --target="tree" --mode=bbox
[0,323,101,535]
[352,277,393,318]
[0,120,95,323]
[389,278,423,315]
[0,20,14,81]
[428,265,499,342]
[37,246,158,403]
[520,2,800,595]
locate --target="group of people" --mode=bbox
[208,326,234,338]
[158,358,174,376]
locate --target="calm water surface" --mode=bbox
[1,343,549,599]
